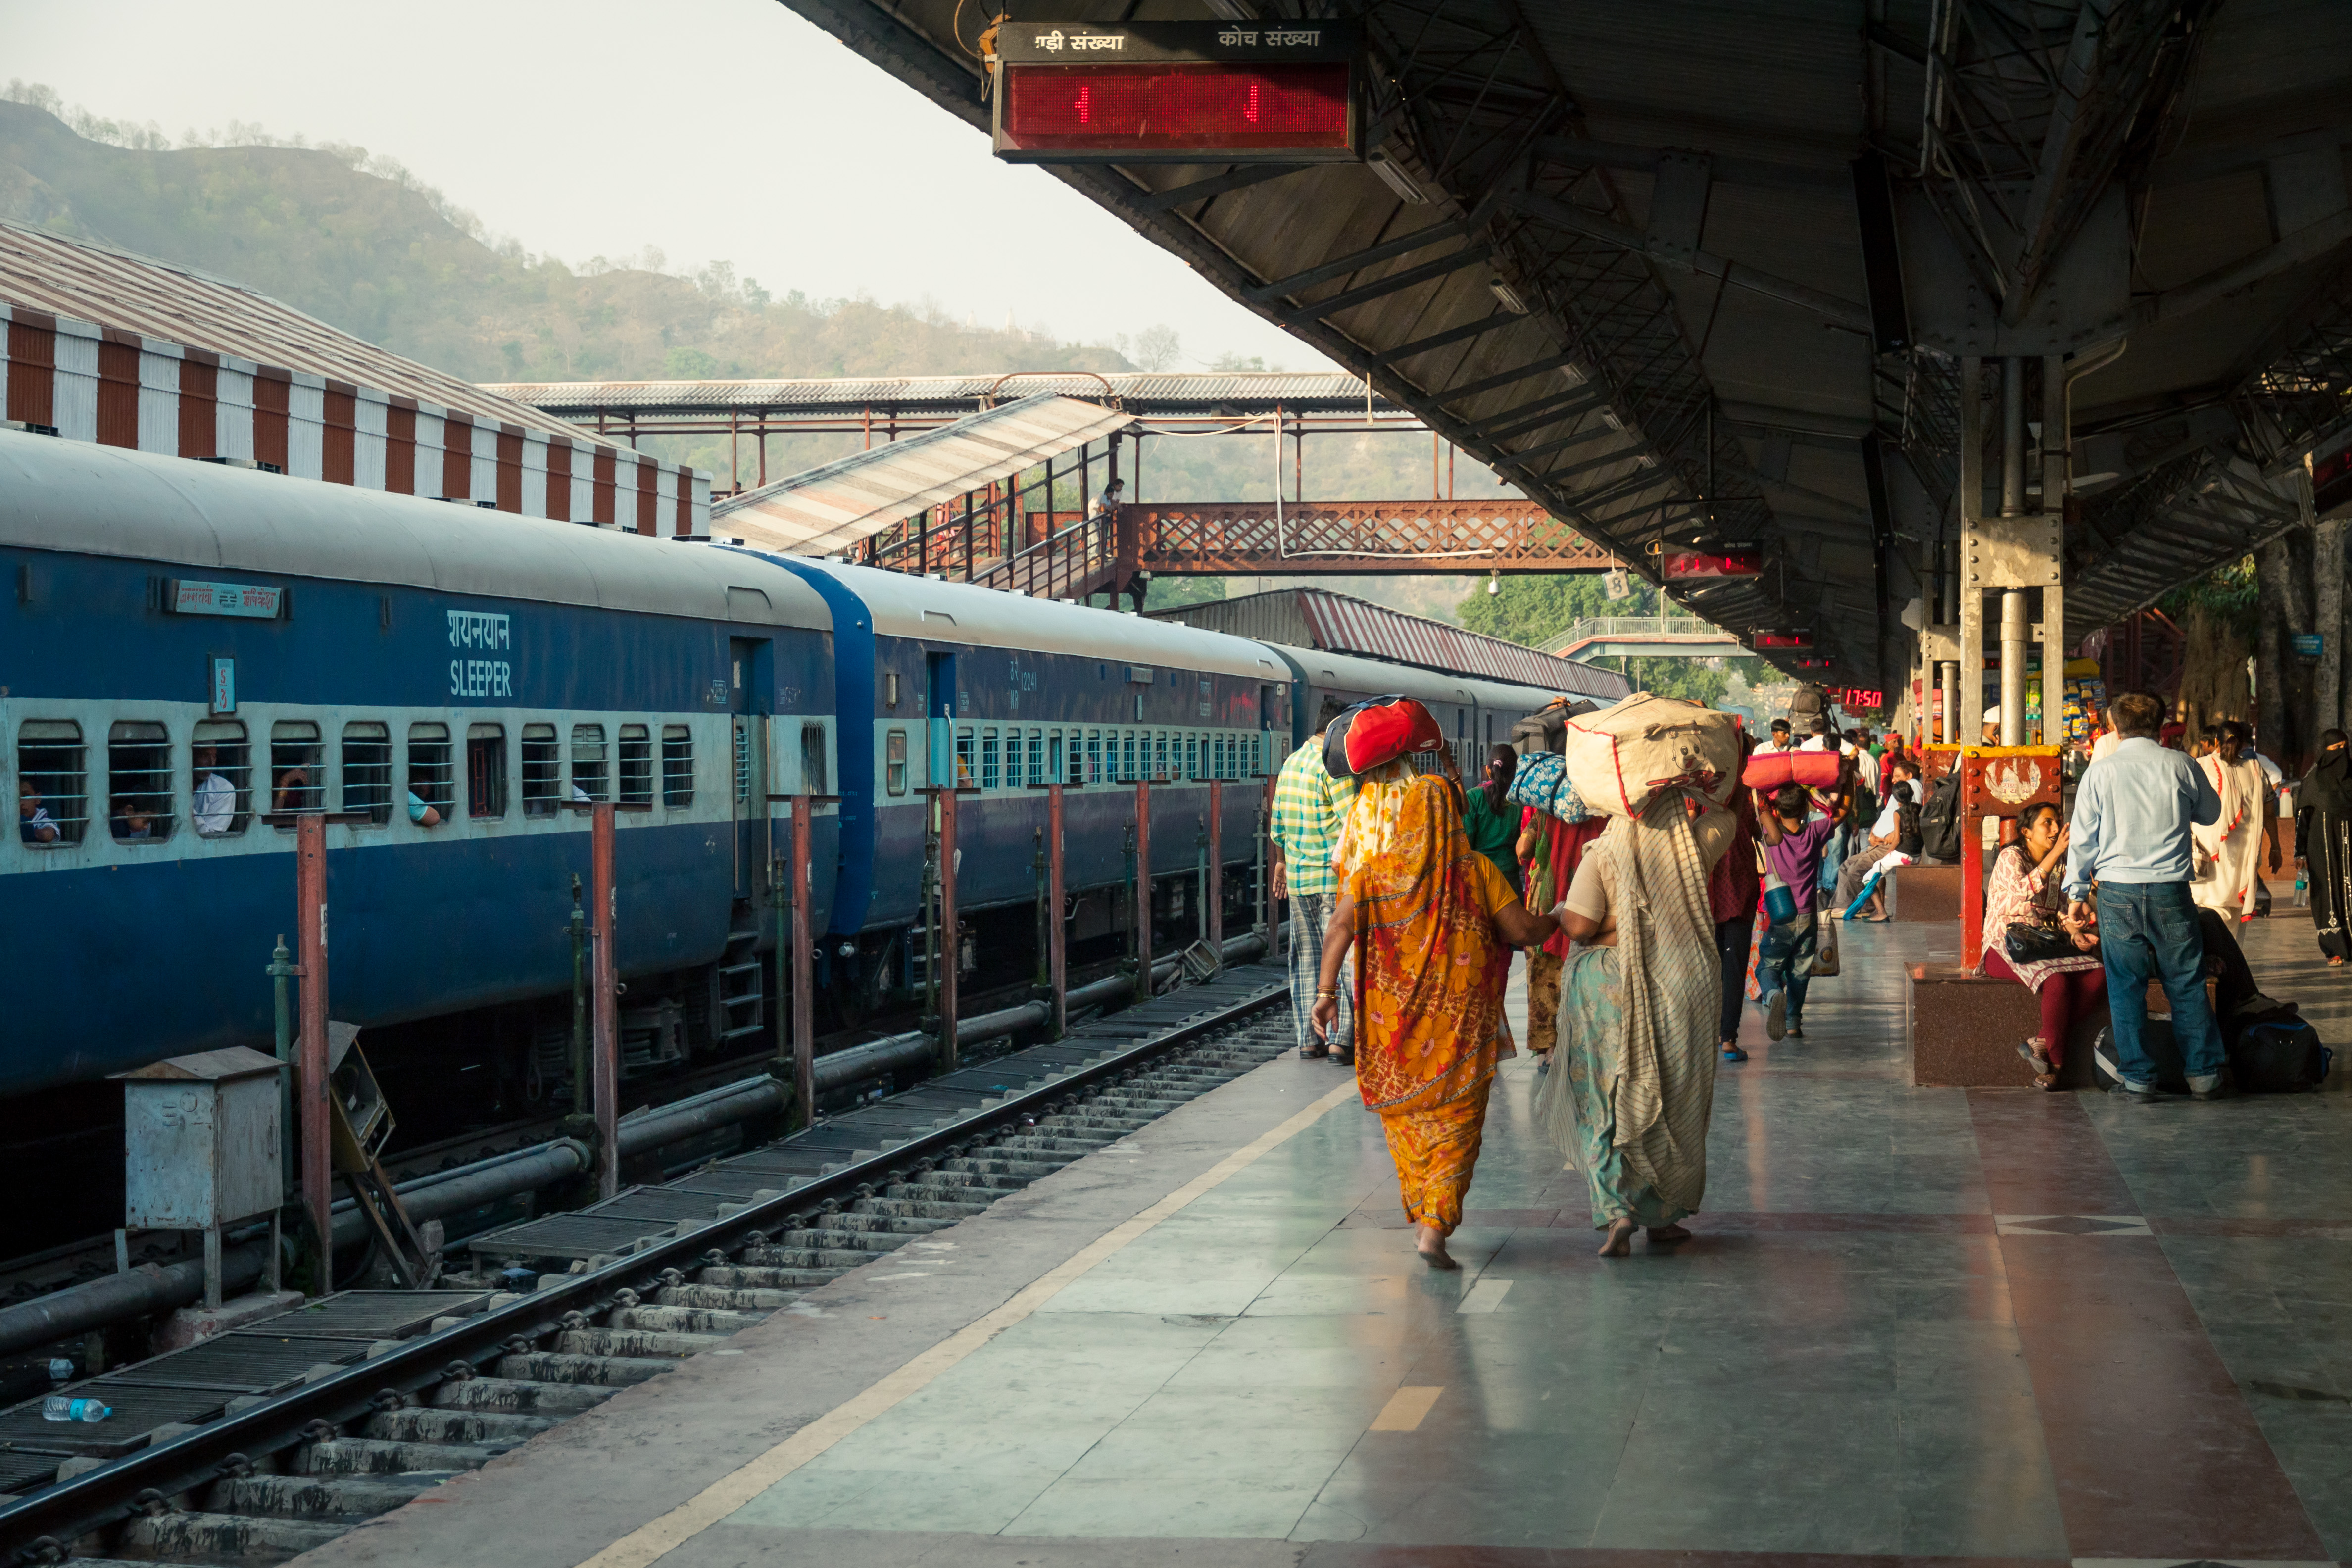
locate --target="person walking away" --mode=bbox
[1311,752,1556,1269]
[1462,745,1523,896]
[1755,782,1837,1040]
[1516,773,1604,1064]
[1709,743,1762,1061]
[1274,698,1359,1062]
[2296,730,2352,967]
[2064,691,2230,1101]
[2190,720,2276,922]
[1535,786,1733,1256]
[1981,802,2104,1089]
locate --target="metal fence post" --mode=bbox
[1208,780,1223,950]
[591,802,619,1199]
[294,813,331,1292]
[1134,779,1153,1001]
[791,797,815,1125]
[267,935,296,1197]
[1048,783,1067,1037]
[939,789,960,1067]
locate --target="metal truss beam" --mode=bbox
[1129,499,1619,573]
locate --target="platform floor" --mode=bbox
[312,913,2352,1568]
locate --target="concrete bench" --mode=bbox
[1885,863,1963,923]
[1906,964,2106,1087]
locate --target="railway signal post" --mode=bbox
[790,797,816,1128]
[591,803,620,1199]
[1207,782,1223,950]
[1133,779,1153,1003]
[1047,783,1068,1039]
[295,813,332,1292]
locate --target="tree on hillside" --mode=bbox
[1133,325,1181,372]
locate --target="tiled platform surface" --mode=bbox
[310,907,2352,1568]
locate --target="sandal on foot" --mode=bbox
[2016,1039,2054,1076]
[1721,1042,1748,1062]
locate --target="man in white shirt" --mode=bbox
[1760,719,1793,754]
[1844,733,1880,793]
[1797,717,1834,752]
[192,745,236,836]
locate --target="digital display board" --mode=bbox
[1753,630,1813,649]
[1661,545,1763,581]
[993,22,1361,164]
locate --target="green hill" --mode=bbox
[0,91,1127,387]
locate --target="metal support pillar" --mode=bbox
[1208,781,1223,950]
[295,814,331,1292]
[1047,783,1067,1037]
[1262,773,1279,946]
[1957,358,1986,743]
[2000,357,2026,518]
[1134,780,1153,1002]
[591,802,619,1200]
[927,799,945,1067]
[790,797,814,1122]
[2000,592,2029,747]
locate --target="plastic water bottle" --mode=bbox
[1763,868,1797,924]
[42,1396,111,1423]
[2296,869,2309,908]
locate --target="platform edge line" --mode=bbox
[573,1077,1363,1568]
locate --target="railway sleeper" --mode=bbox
[204,1471,444,1523]
[494,1350,678,1385]
[986,1134,1103,1156]
[697,1262,845,1289]
[294,1436,509,1475]
[882,1181,1020,1205]
[736,1244,895,1269]
[613,1304,768,1334]
[936,1155,1063,1179]
[553,1327,731,1358]
[657,1282,802,1310]
[1049,1113,1154,1133]
[808,1210,957,1235]
[430,1375,622,1414]
[773,1229,908,1255]
[112,1507,345,1566]
[364,1407,557,1444]
[851,1195,991,1220]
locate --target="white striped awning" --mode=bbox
[709,393,1133,553]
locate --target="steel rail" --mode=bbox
[0,977,1288,1560]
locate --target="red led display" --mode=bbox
[1753,631,1813,649]
[1830,687,1885,710]
[1002,63,1353,154]
[1661,547,1763,581]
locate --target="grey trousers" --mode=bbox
[1285,891,1354,1053]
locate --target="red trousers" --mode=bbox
[1982,951,2108,1065]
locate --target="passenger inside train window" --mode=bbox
[572,724,609,802]
[469,724,508,818]
[885,730,908,796]
[618,724,653,806]
[662,726,695,807]
[954,727,975,789]
[191,720,249,836]
[341,722,392,825]
[107,721,174,843]
[409,723,455,825]
[270,721,322,816]
[521,724,561,816]
[19,780,59,844]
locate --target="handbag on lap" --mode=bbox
[2003,920,2085,965]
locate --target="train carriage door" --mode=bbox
[730,638,772,901]
[1258,685,1276,774]
[925,651,958,789]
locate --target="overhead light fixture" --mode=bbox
[1488,279,1529,314]
[1369,151,1428,205]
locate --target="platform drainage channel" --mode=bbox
[0,969,1294,1564]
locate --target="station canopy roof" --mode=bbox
[709,392,1132,554]
[779,0,2352,685]
[487,371,1402,419]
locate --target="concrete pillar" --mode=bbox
[2000,591,2028,746]
[2318,515,2346,738]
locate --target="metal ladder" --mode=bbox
[714,924,765,1044]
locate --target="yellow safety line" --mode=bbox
[576,1078,1364,1568]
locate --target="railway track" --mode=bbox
[0,969,1297,1566]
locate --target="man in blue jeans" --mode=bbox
[2065,690,2229,1100]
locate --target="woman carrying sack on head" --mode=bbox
[1309,702,1558,1270]
[1980,800,2103,1089]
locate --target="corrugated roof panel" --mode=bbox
[489,371,1394,415]
[709,394,1133,553]
[0,222,606,449]
[1284,588,1627,696]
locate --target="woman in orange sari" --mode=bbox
[1310,752,1558,1268]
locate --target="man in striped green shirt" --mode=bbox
[1273,698,1358,1064]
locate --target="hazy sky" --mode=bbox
[4,0,1333,371]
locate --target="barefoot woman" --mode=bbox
[1535,787,1730,1257]
[1309,733,1557,1269]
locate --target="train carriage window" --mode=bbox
[408,723,455,823]
[571,724,609,803]
[342,723,392,824]
[468,724,507,818]
[103,722,175,844]
[1156,732,1171,781]
[341,722,392,825]
[521,724,561,816]
[270,722,322,817]
[662,726,694,806]
[18,720,87,845]
[1121,731,1135,783]
[800,724,828,798]
[1004,726,1023,790]
[954,727,975,790]
[1048,731,1065,786]
[1086,731,1102,785]
[615,725,653,805]
[191,719,250,837]
[884,729,908,796]
[1184,734,1198,781]
[1213,735,1226,781]
[981,729,1000,791]
[1027,730,1043,789]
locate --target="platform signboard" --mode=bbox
[991,22,1362,163]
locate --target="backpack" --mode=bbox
[1918,771,1962,862]
[1509,698,1585,757]
[2228,1013,2329,1092]
[2092,1017,2191,1094]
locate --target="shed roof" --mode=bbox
[489,371,1394,417]
[1150,588,1628,698]
[0,222,609,447]
[710,394,1133,554]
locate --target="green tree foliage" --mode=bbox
[1455,574,1763,705]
